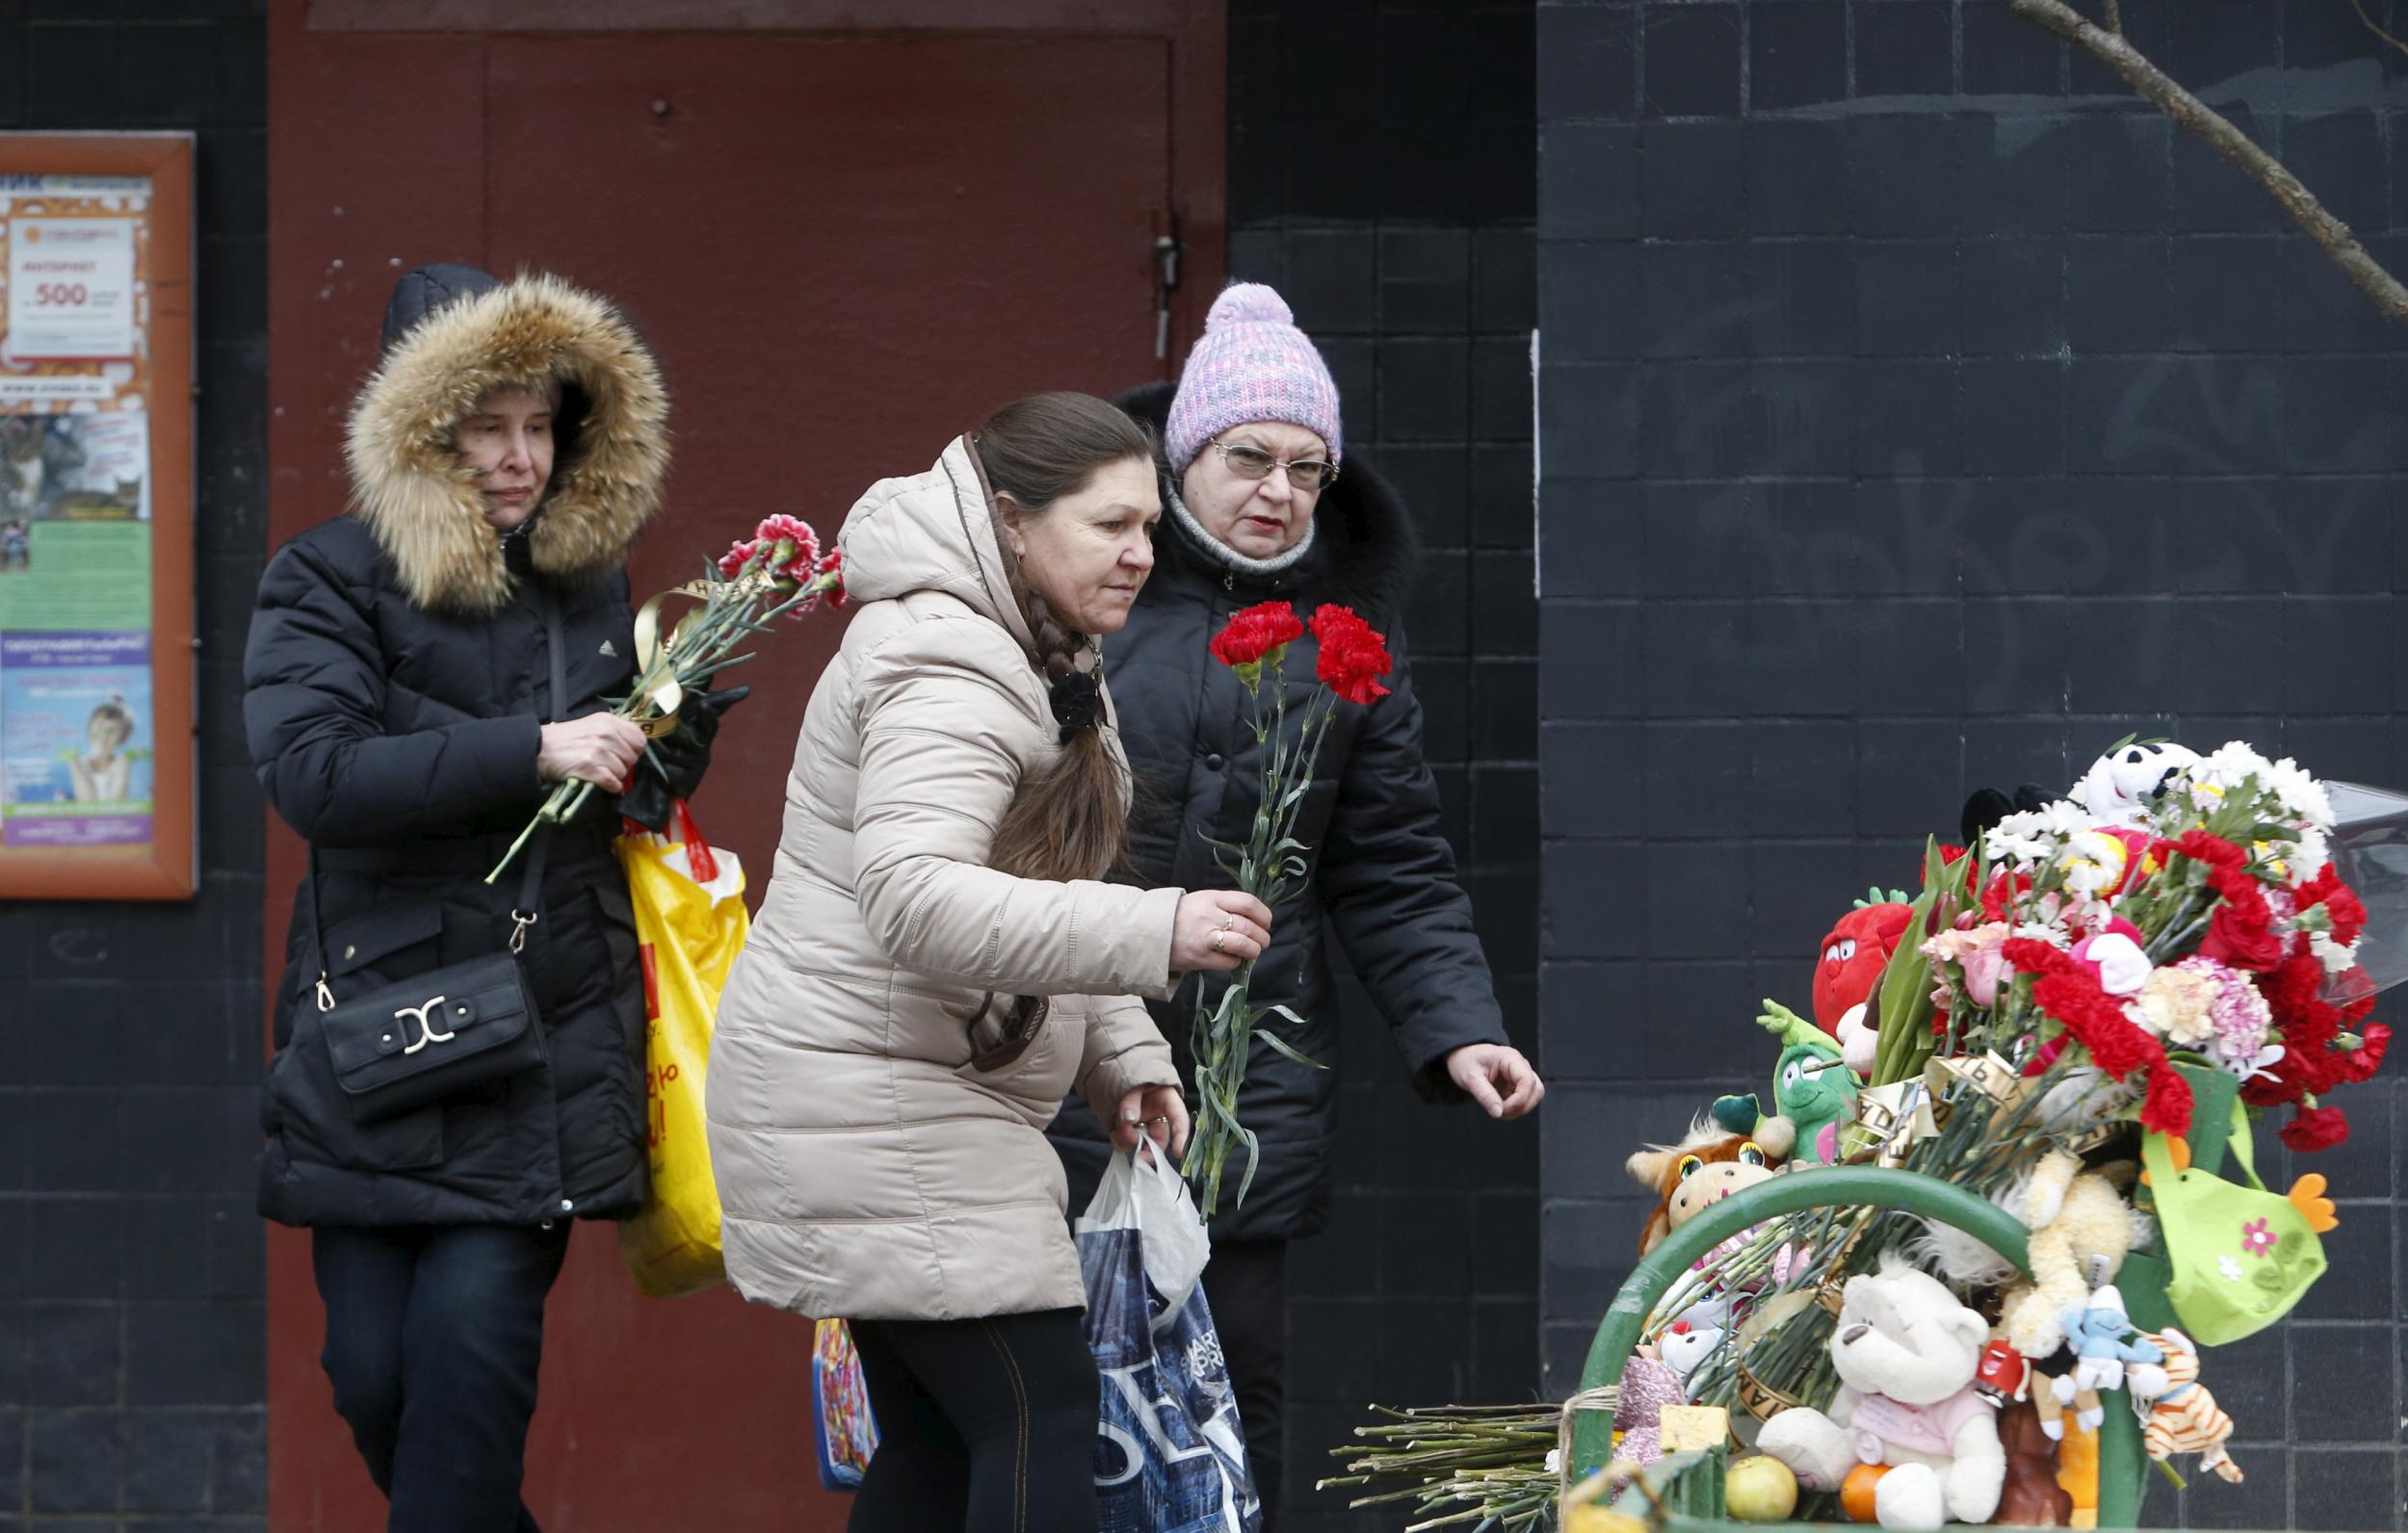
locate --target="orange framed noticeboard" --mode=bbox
[0,135,194,900]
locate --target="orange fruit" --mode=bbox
[1840,1463,1890,1522]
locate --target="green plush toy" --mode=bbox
[1711,1002,1860,1166]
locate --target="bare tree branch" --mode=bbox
[2102,0,2123,38]
[2006,0,2408,325]
[2350,0,2408,64]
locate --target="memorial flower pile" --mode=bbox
[1325,738,2396,1529]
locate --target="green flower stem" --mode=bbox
[1183,645,1343,1220]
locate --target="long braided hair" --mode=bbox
[974,392,1162,884]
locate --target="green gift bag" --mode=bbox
[2141,1116,2325,1345]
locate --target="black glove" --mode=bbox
[619,684,751,833]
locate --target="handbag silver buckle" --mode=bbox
[394,996,456,1054]
[510,909,537,954]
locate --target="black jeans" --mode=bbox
[1202,1238,1290,1529]
[312,1222,573,1533]
[848,1308,1100,1533]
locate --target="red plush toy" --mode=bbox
[1813,900,1914,1072]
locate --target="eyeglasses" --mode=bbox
[1209,438,1338,492]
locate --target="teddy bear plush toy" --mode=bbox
[1756,1260,2006,1531]
[1993,1152,2146,1362]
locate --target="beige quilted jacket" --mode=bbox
[706,435,1182,1322]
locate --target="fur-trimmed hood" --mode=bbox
[1115,379,1416,616]
[346,272,669,614]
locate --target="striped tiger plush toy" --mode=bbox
[2130,1328,2242,1483]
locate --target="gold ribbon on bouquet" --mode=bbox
[629,569,780,737]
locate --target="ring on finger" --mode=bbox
[1210,930,1225,953]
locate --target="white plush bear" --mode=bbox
[2077,741,2198,828]
[1756,1260,2006,1532]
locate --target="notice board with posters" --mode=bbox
[0,135,194,900]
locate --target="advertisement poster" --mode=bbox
[0,631,152,846]
[8,217,138,358]
[0,143,193,898]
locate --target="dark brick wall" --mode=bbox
[1228,2,1541,1526]
[1537,1,2408,1527]
[0,2,271,1527]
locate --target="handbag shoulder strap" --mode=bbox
[309,583,571,1010]
[2221,1111,2266,1191]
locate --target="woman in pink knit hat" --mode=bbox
[1048,282,1545,1527]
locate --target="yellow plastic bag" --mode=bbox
[615,807,748,1297]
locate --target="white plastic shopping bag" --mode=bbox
[1077,1146,1259,1532]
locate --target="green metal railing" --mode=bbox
[1570,1166,2147,1529]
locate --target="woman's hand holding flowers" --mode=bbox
[537,715,647,793]
[1171,890,1272,973]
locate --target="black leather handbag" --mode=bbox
[306,592,569,1124]
[317,942,545,1123]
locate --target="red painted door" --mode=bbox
[266,7,1222,1529]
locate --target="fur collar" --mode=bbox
[1115,380,1417,616]
[346,273,669,614]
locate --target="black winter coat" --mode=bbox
[1047,382,1508,1241]
[246,271,672,1229]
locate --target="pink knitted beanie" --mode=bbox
[1164,283,1344,474]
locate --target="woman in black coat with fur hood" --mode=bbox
[244,266,722,1532]
[1047,283,1545,1526]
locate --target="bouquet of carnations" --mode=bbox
[1184,599,1394,1221]
[485,514,843,884]
[1905,740,2385,1151]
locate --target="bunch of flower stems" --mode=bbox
[1184,645,1336,1220]
[1680,1057,2098,1419]
[485,564,836,884]
[1317,1404,1560,1531]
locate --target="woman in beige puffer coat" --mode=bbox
[708,392,1270,1533]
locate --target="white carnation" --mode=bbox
[2309,929,2360,976]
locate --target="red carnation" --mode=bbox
[2004,936,2188,1135]
[2160,831,2285,972]
[2343,1021,2391,1083]
[2140,1066,2194,1136]
[2279,1104,2351,1154]
[1308,603,1394,706]
[2200,898,2284,972]
[1980,870,2031,924]
[2322,885,2369,948]
[817,547,848,609]
[719,538,763,579]
[1210,601,1305,671]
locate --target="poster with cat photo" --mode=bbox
[0,409,145,523]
